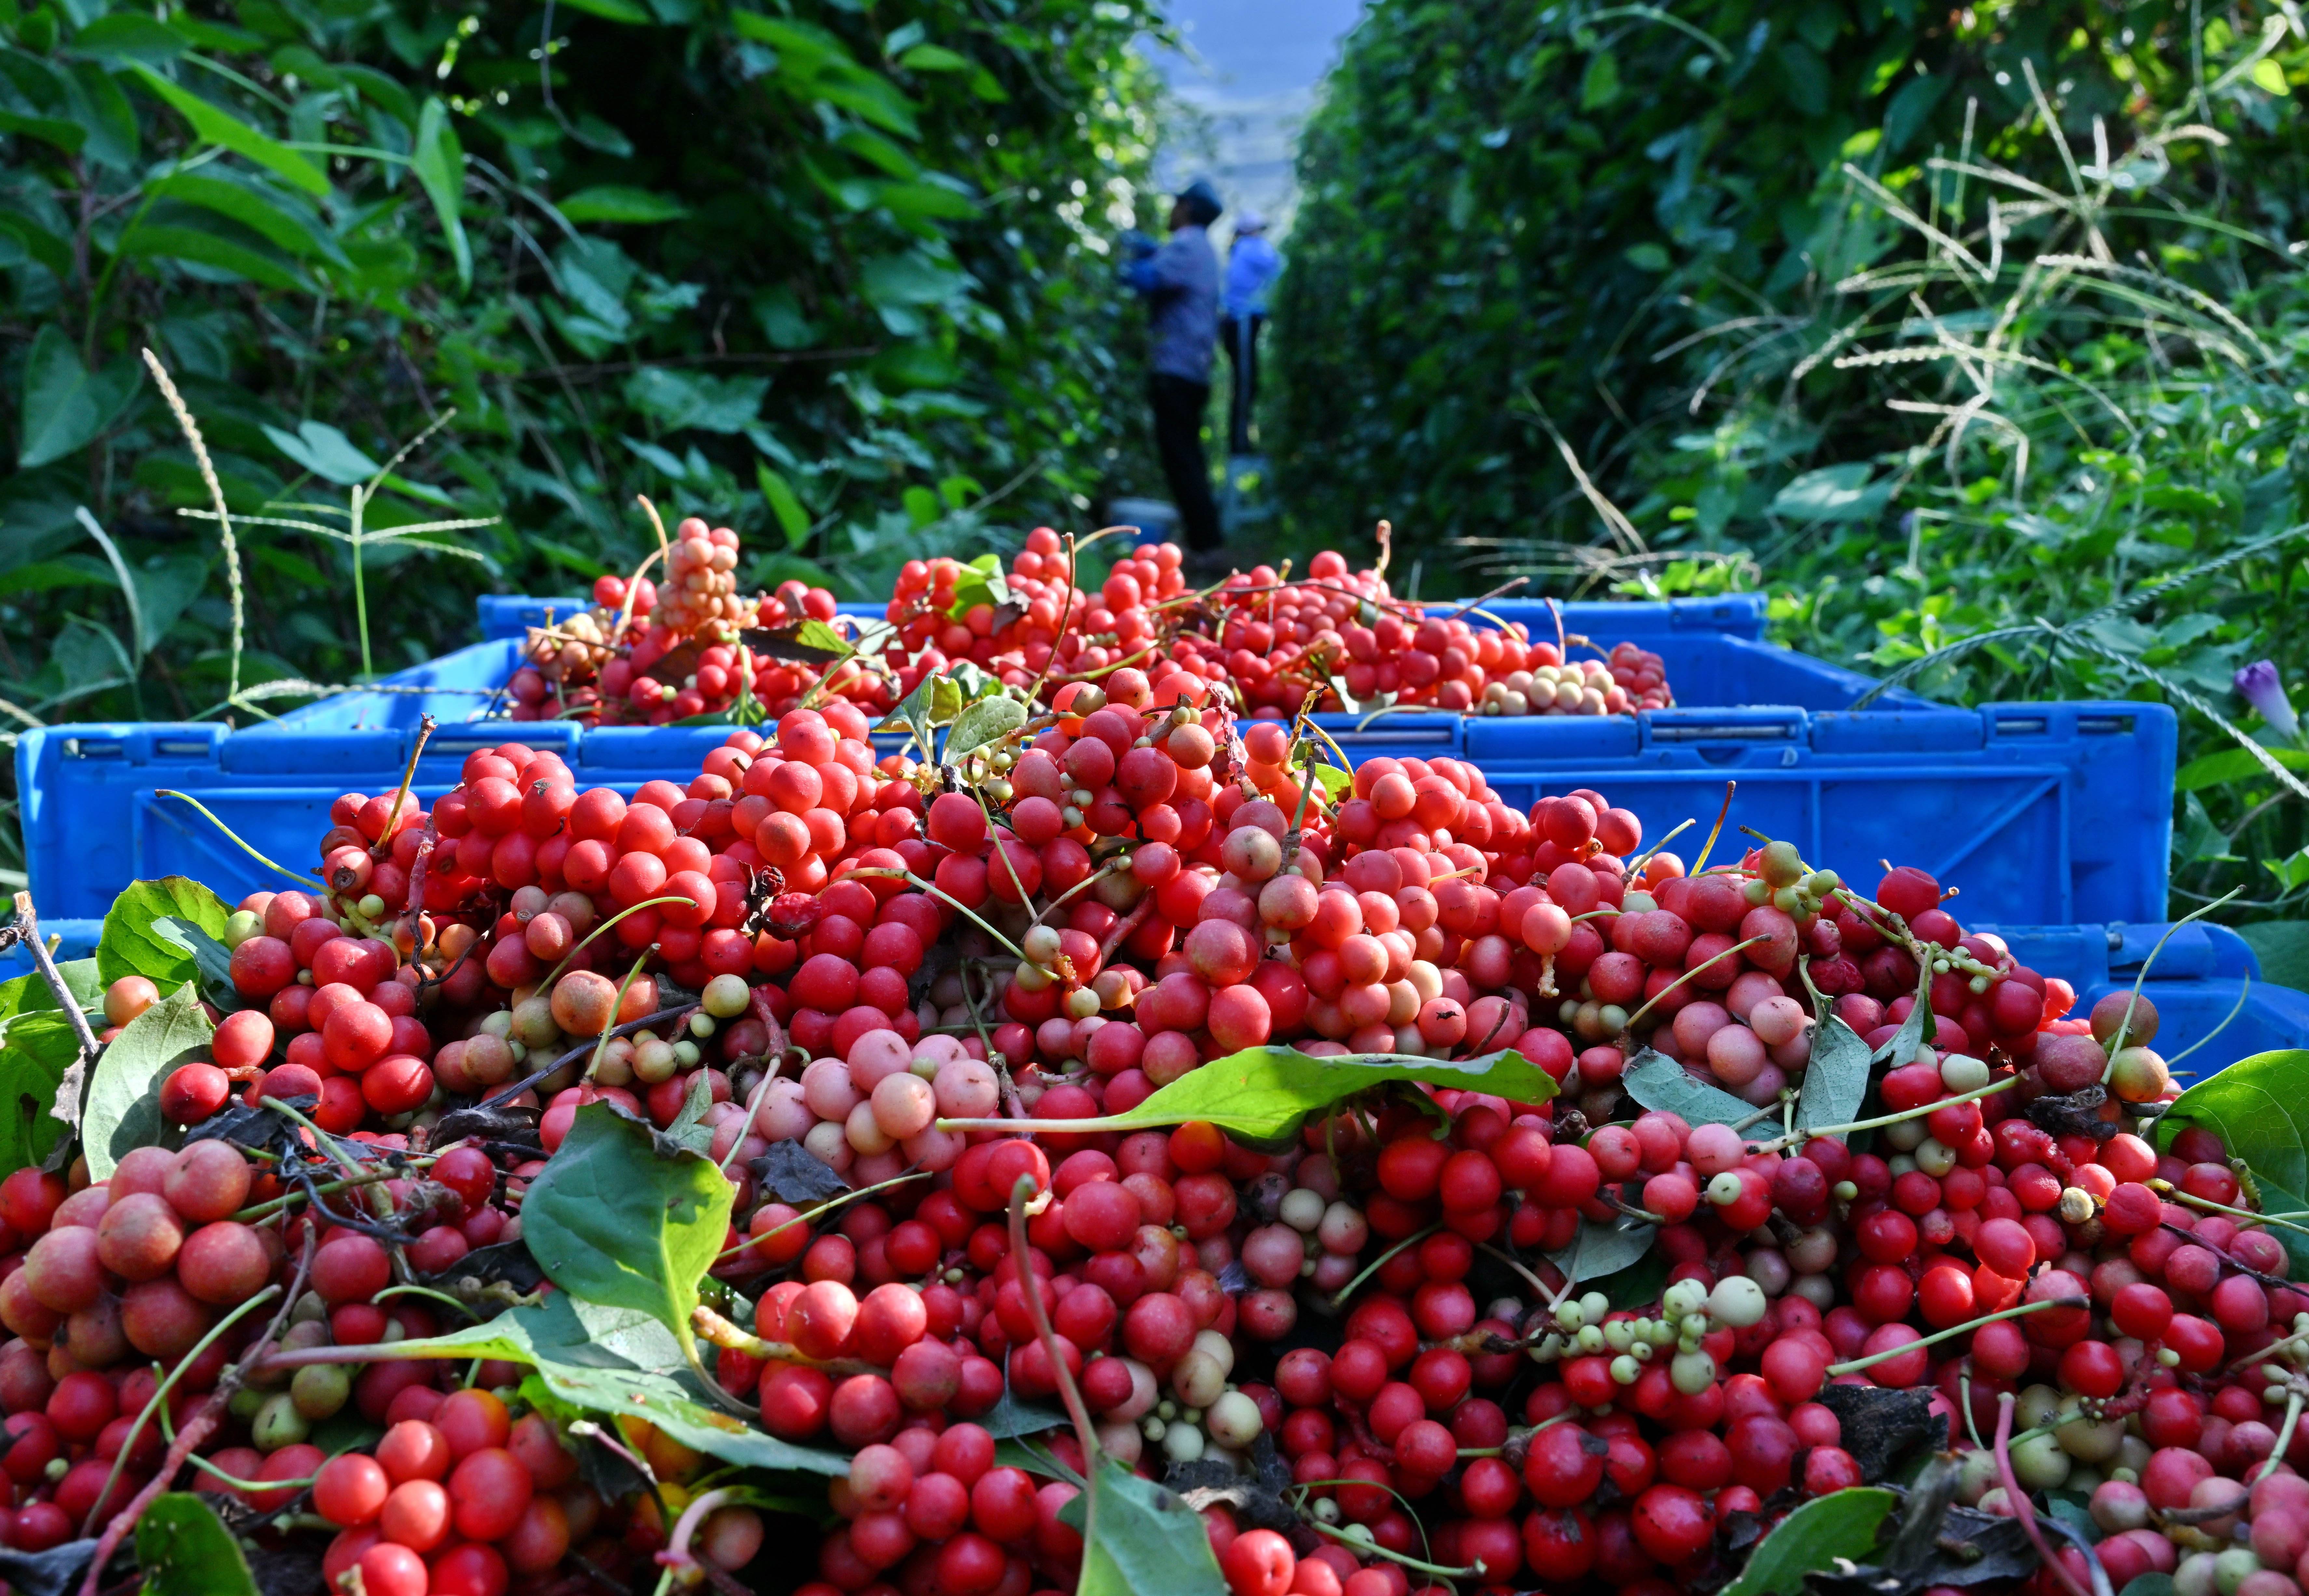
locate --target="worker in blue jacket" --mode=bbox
[1220,210,1280,455]
[1121,178,1223,552]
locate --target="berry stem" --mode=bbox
[1625,816,1696,880]
[2228,1320,2309,1375]
[688,1306,876,1377]
[1007,1174,1102,1540]
[588,950,655,1082]
[154,790,319,887]
[1302,1520,1481,1581]
[1689,780,1738,874]
[2254,1392,2305,1484]
[2151,1179,2309,1241]
[1022,532,1080,707]
[1475,1242,1561,1306]
[536,893,701,993]
[1755,1072,2019,1152]
[2160,972,2253,1073]
[1994,1391,2093,1596]
[1620,934,1769,1034]
[717,1054,789,1176]
[713,1170,933,1261]
[81,1284,282,1537]
[9,892,101,1069]
[2102,888,2243,1082]
[372,712,435,859]
[1328,1223,1441,1310]
[1825,1295,2085,1377]
[852,868,1031,963]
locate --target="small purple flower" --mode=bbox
[2235,660,2301,740]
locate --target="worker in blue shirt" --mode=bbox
[1121,178,1223,552]
[1220,211,1280,455]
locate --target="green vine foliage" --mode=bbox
[0,0,1168,875]
[1270,1,2309,945]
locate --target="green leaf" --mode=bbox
[97,877,230,995]
[0,961,101,1027]
[82,983,212,1178]
[1579,50,1620,110]
[411,98,470,290]
[982,1046,1559,1154]
[1077,1455,1228,1596]
[69,13,190,64]
[1306,760,1352,802]
[898,44,970,72]
[1623,1047,1754,1126]
[120,221,310,291]
[1794,1015,1871,1135]
[143,172,344,263]
[559,185,689,224]
[1547,1214,1658,1286]
[1721,1488,1897,1596]
[556,0,654,21]
[129,66,330,196]
[519,1102,733,1367]
[2176,745,2309,791]
[134,1494,258,1596]
[2240,922,2309,992]
[946,694,1027,758]
[382,1294,848,1475]
[947,551,1012,618]
[150,918,244,1014]
[2253,58,2292,96]
[1770,463,1891,524]
[2156,1051,2309,1275]
[262,420,380,485]
[757,463,811,546]
[0,1011,84,1178]
[17,327,127,469]
[2119,1576,2178,1596]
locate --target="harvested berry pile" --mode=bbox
[0,632,2291,1596]
[509,520,1671,726]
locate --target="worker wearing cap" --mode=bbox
[1219,210,1280,456]
[1122,178,1223,552]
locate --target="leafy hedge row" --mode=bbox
[1269,1,2309,931]
[0,0,1164,830]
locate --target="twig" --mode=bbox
[10,892,101,1065]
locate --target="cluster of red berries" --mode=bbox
[886,533,1674,722]
[19,625,2289,1596]
[508,516,877,725]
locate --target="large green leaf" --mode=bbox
[122,220,311,290]
[1623,1046,1753,1127]
[520,1103,733,1366]
[380,1294,848,1476]
[262,420,380,486]
[2177,744,2309,791]
[0,1011,83,1178]
[1721,1488,1896,1596]
[1794,1015,1872,1135]
[0,960,102,1027]
[82,983,212,1179]
[96,876,230,995]
[17,327,130,468]
[143,172,345,263]
[2156,1050,2309,1275]
[69,14,190,65]
[129,66,330,196]
[135,1494,258,1596]
[1075,1455,1227,1596]
[958,1046,1558,1153]
[946,693,1027,758]
[559,185,689,224]
[1547,1214,1658,1286]
[411,98,471,289]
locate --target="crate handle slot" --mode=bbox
[2077,716,2136,735]
[63,740,125,759]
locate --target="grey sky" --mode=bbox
[1141,0,1367,239]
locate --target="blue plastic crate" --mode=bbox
[18,594,2171,927]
